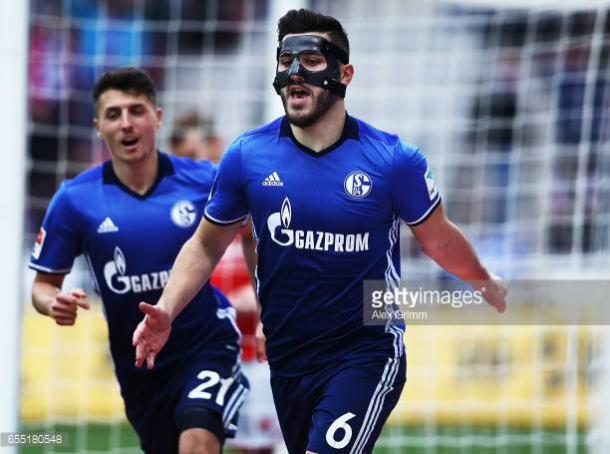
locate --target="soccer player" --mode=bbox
[133,9,507,454]
[29,67,248,454]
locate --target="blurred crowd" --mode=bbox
[446,8,609,258]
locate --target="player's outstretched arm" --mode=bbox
[32,272,90,326]
[133,218,242,369]
[410,203,507,313]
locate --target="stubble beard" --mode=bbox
[281,88,339,128]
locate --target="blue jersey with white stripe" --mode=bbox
[205,115,441,377]
[30,152,240,396]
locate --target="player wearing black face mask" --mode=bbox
[273,34,349,98]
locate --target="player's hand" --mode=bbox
[132,302,172,370]
[477,272,508,313]
[255,321,267,362]
[49,288,89,326]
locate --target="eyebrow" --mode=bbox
[103,102,147,113]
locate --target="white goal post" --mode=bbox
[0,0,28,451]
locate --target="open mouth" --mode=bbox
[288,86,310,99]
[121,137,139,147]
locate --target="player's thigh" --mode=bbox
[175,357,250,445]
[125,395,180,454]
[179,427,221,454]
[308,356,406,454]
[270,372,318,454]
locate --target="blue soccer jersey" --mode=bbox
[30,152,241,395]
[204,115,441,377]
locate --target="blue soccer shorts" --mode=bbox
[271,355,406,454]
[124,353,249,454]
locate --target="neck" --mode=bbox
[112,150,159,195]
[290,101,347,152]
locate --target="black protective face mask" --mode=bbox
[273,34,349,98]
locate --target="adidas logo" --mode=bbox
[97,217,119,234]
[262,171,284,187]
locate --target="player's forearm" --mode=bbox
[158,218,241,321]
[31,281,59,317]
[421,220,490,283]
[158,235,222,322]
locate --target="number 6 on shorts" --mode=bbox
[326,412,356,449]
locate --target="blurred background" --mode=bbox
[7,0,610,452]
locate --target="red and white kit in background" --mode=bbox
[211,232,284,451]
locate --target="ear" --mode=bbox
[93,118,103,140]
[155,107,163,130]
[340,64,354,86]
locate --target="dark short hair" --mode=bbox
[277,9,349,58]
[92,67,157,111]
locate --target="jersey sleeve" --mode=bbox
[392,143,441,225]
[29,183,83,274]
[204,139,249,225]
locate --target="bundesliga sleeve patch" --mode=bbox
[425,167,438,201]
[32,227,46,260]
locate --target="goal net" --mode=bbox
[22,0,610,452]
